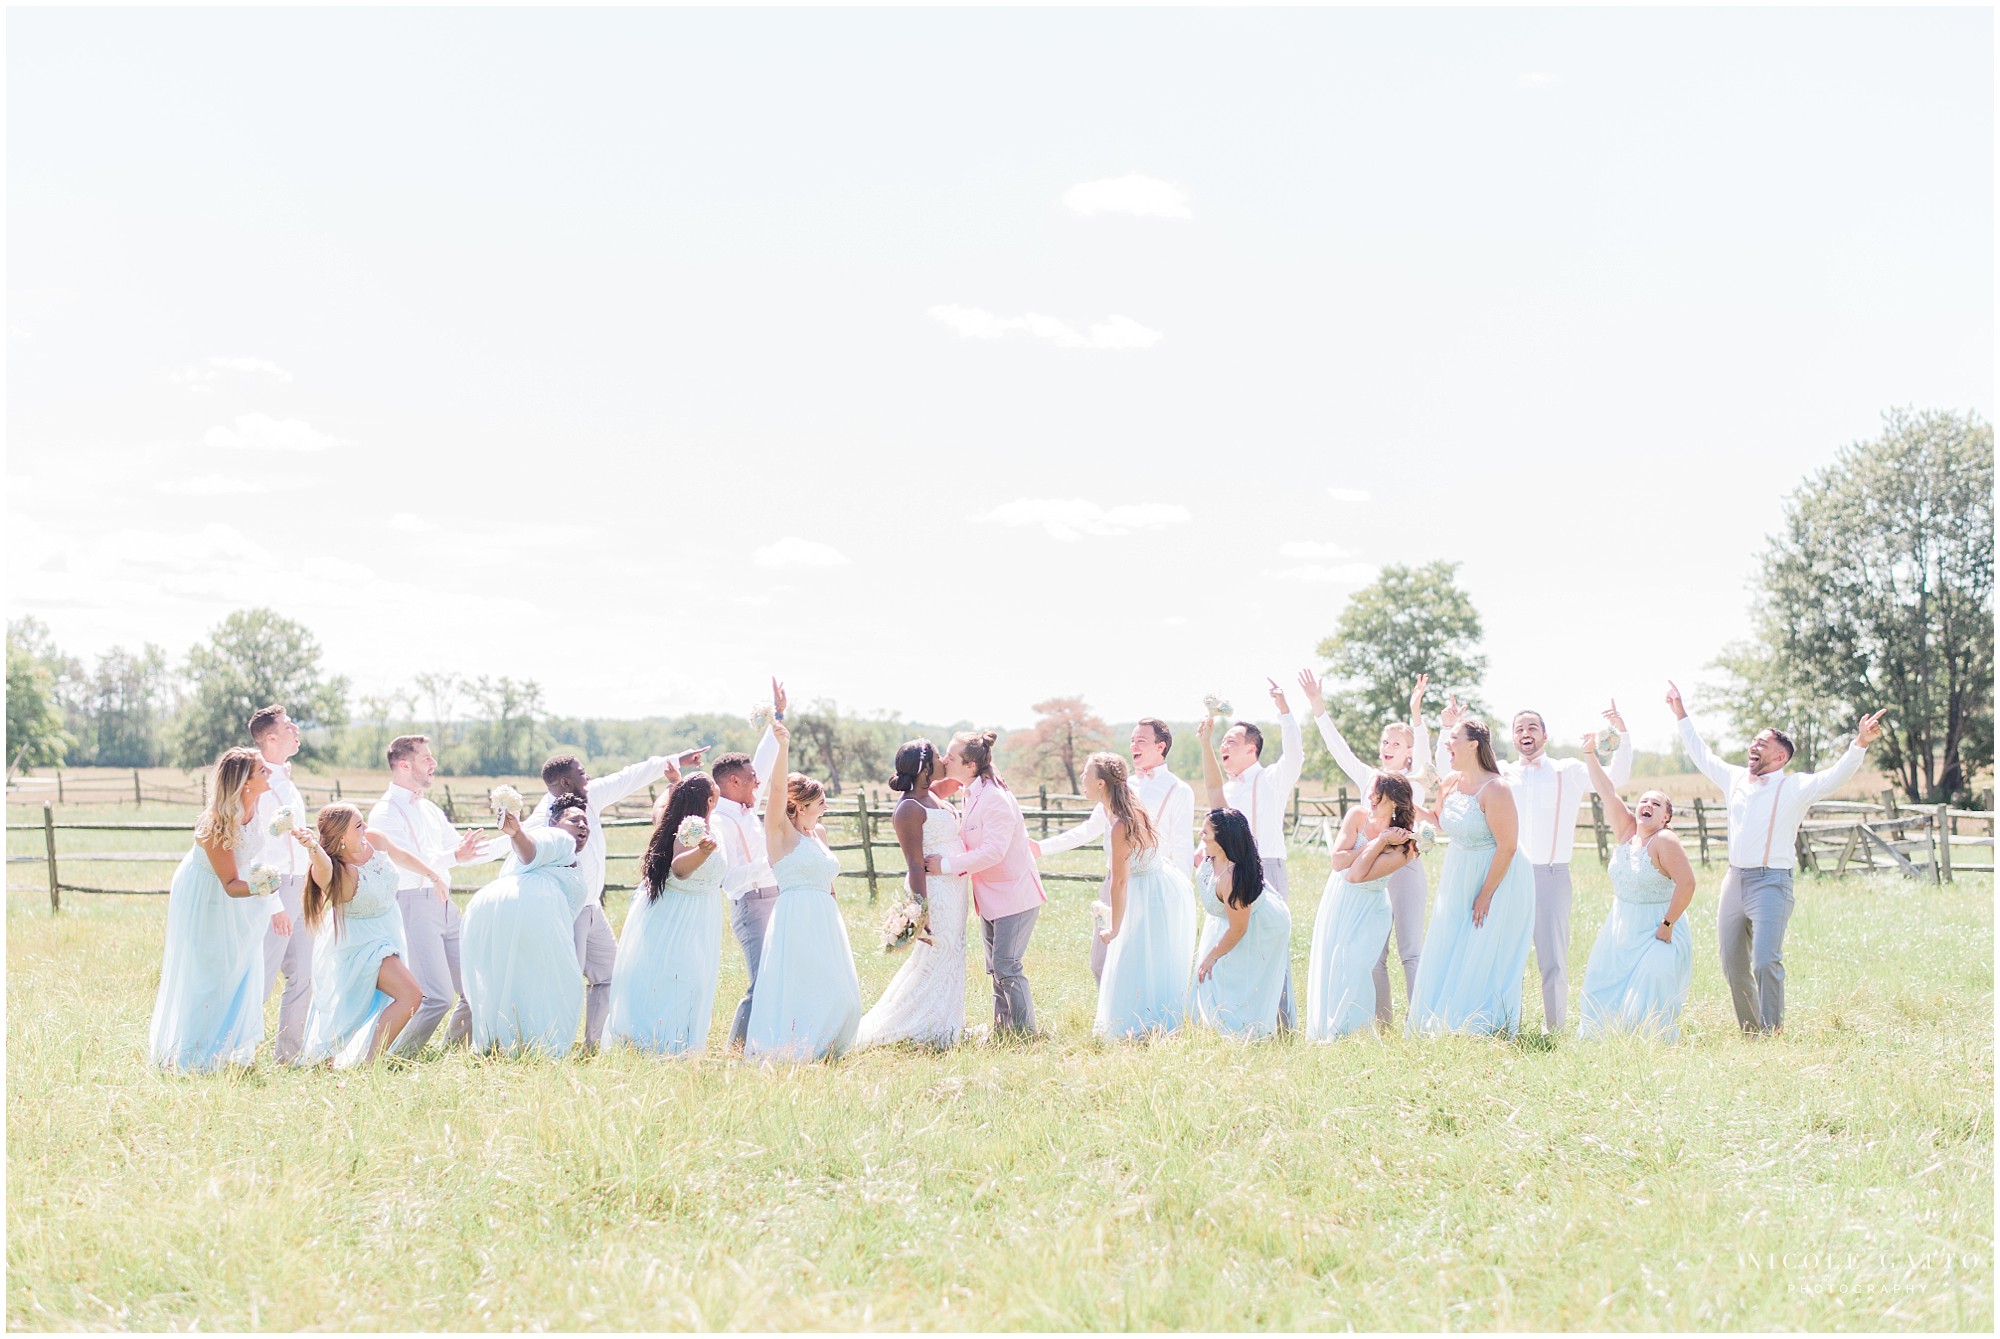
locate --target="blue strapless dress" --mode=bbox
[605,843,727,1056]
[1190,867,1291,1039]
[148,844,280,1072]
[461,828,590,1058]
[1306,862,1394,1041]
[1578,836,1693,1042]
[299,850,409,1067]
[1093,848,1197,1039]
[745,834,862,1062]
[1406,788,1535,1037]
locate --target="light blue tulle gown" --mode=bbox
[1578,835,1693,1042]
[605,843,726,1055]
[744,833,862,1062]
[298,850,409,1068]
[148,844,281,1071]
[1306,863,1396,1041]
[1407,785,1536,1037]
[1093,846,1198,1039]
[461,828,590,1058]
[1190,866,1292,1039]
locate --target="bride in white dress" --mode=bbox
[857,739,969,1048]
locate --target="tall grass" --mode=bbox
[6,841,1991,1330]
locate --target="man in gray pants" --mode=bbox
[714,679,784,1048]
[1670,683,1885,1032]
[249,705,312,1062]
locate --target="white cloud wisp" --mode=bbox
[927,305,1163,351]
[974,498,1192,542]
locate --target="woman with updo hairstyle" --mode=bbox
[606,773,728,1055]
[743,718,863,1061]
[1306,774,1423,1041]
[1188,807,1292,1039]
[1405,715,1536,1038]
[1089,751,1198,1039]
[857,739,973,1048]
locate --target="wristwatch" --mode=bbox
[774,711,785,722]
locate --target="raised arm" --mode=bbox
[498,809,537,867]
[370,828,453,897]
[1579,735,1638,842]
[292,825,333,890]
[586,753,675,811]
[670,832,719,880]
[1299,668,1373,790]
[1793,710,1886,803]
[1267,679,1305,794]
[1034,802,1108,859]
[1666,681,1735,794]
[1196,716,1226,808]
[762,721,797,859]
[1410,673,1434,780]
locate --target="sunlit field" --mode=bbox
[6,796,1992,1330]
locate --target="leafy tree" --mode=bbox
[5,619,73,768]
[1705,607,1851,773]
[174,609,350,768]
[1313,561,1486,766]
[84,644,175,767]
[1742,408,1993,802]
[1011,697,1111,793]
[464,676,548,776]
[786,699,891,797]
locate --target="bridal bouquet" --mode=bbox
[489,785,525,819]
[1202,693,1232,719]
[245,861,282,898]
[675,815,709,847]
[266,805,296,838]
[749,702,775,729]
[1415,822,1439,855]
[881,893,929,953]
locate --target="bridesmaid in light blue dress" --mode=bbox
[1306,775,1422,1041]
[1407,717,1536,1038]
[149,748,289,1072]
[461,800,593,1059]
[606,774,727,1055]
[1090,753,1197,1039]
[1574,734,1698,1041]
[1189,808,1291,1039]
[744,722,863,1062]
[293,802,441,1067]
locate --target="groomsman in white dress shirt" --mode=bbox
[248,704,311,1063]
[1031,716,1195,980]
[1212,678,1305,1028]
[1437,696,1633,1032]
[515,745,705,1051]
[1669,682,1886,1033]
[369,735,491,1056]
[713,678,785,1048]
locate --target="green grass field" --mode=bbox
[6,810,1993,1330]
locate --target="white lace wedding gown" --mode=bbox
[856,802,969,1048]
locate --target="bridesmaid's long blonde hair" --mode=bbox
[194,748,263,851]
[1086,753,1158,855]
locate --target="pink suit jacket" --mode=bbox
[942,777,1047,922]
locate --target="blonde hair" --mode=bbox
[1085,752,1158,854]
[301,803,364,934]
[194,748,263,851]
[785,772,825,819]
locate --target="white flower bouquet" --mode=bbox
[266,805,296,838]
[749,703,775,729]
[1202,693,1232,719]
[1415,822,1439,855]
[881,893,929,953]
[675,815,709,847]
[245,861,282,898]
[489,785,525,819]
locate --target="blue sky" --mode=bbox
[8,7,1992,748]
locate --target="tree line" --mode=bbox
[7,409,1990,800]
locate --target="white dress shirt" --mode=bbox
[1221,712,1304,861]
[1433,728,1636,866]
[1035,764,1197,874]
[1678,716,1868,870]
[716,726,782,900]
[520,754,674,906]
[248,758,308,877]
[1311,711,1431,811]
[367,785,465,892]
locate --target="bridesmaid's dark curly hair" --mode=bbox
[642,774,717,902]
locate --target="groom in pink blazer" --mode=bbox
[926,731,1046,1034]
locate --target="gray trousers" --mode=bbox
[389,887,471,1056]
[1371,861,1426,1025]
[573,901,617,1050]
[1530,864,1574,1031]
[1718,866,1795,1032]
[261,875,314,1064]
[728,886,780,1047]
[983,905,1040,1034]
[1264,858,1296,1030]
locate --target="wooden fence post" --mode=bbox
[1937,803,1953,882]
[1881,788,1898,819]
[857,791,878,901]
[1291,786,1300,830]
[43,802,61,912]
[443,786,457,823]
[1039,786,1049,838]
[1590,793,1609,864]
[55,772,63,804]
[1693,797,1709,865]
[134,768,143,808]
[334,778,343,800]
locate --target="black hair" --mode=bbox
[1205,808,1264,908]
[1232,721,1265,759]
[641,774,717,901]
[542,754,585,785]
[889,739,935,794]
[548,793,588,822]
[711,752,754,786]
[1137,716,1173,755]
[1511,710,1546,732]
[1767,728,1796,762]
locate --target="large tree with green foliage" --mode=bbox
[6,619,74,768]
[174,609,349,768]
[1312,561,1486,772]
[1722,408,1993,801]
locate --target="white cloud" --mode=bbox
[974,498,1192,542]
[1519,72,1556,88]
[388,512,436,534]
[753,536,851,568]
[1325,487,1372,503]
[170,355,294,392]
[158,475,277,497]
[203,412,348,452]
[927,305,1163,351]
[1062,173,1193,219]
[1279,540,1352,560]
[1263,562,1379,584]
